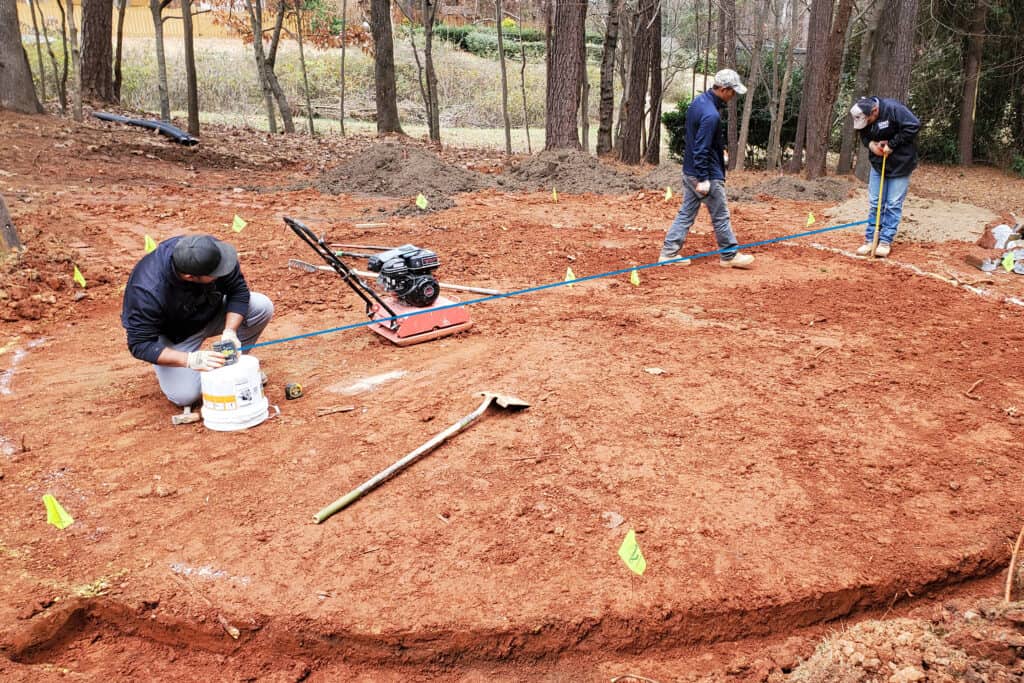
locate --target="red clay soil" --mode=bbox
[1,112,1023,681]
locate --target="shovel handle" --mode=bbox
[312,396,494,523]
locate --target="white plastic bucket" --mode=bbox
[200,354,269,431]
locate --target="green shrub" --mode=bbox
[1012,156,1024,178]
[662,96,690,163]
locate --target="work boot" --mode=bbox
[874,243,891,258]
[658,252,691,266]
[719,253,755,269]
[855,242,873,256]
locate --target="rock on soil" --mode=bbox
[777,597,1024,682]
[311,142,495,207]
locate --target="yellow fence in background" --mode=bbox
[16,0,243,40]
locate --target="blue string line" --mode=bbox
[244,218,870,351]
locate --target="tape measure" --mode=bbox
[285,382,304,400]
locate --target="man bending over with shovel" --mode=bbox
[121,235,274,410]
[659,69,755,269]
[849,96,920,258]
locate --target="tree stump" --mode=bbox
[0,194,24,253]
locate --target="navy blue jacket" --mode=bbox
[121,237,250,364]
[858,97,920,178]
[683,89,727,182]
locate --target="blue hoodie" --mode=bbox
[683,89,727,182]
[121,237,250,364]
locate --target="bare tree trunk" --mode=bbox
[149,0,170,121]
[497,0,512,155]
[643,3,661,165]
[868,0,917,101]
[56,0,70,112]
[28,0,47,103]
[80,0,114,102]
[958,0,987,165]
[619,0,655,163]
[838,0,881,174]
[67,0,84,120]
[736,0,769,170]
[789,0,830,173]
[181,0,200,135]
[37,0,67,112]
[805,0,854,179]
[613,1,634,152]
[702,0,711,90]
[595,0,619,156]
[112,0,126,100]
[244,0,277,132]
[296,4,316,136]
[0,193,24,252]
[0,0,43,114]
[370,0,404,134]
[422,0,440,142]
[579,26,590,153]
[518,7,531,153]
[265,1,295,134]
[767,0,799,170]
[720,0,737,168]
[339,0,347,135]
[544,0,587,150]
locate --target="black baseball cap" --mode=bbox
[171,235,238,277]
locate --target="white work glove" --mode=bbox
[220,328,240,351]
[695,180,711,196]
[187,350,226,372]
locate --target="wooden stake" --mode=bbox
[1005,525,1024,603]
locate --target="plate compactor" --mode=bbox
[285,217,472,346]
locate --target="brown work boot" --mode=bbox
[719,253,755,269]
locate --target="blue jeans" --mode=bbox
[154,293,274,407]
[866,169,911,245]
[662,175,739,260]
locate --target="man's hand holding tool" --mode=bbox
[187,350,226,371]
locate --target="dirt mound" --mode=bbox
[781,597,1024,682]
[311,143,494,206]
[504,149,643,194]
[739,175,856,202]
[642,163,683,191]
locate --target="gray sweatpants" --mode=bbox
[154,292,274,407]
[661,175,739,260]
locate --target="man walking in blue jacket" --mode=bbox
[849,96,920,258]
[659,69,755,269]
[121,235,274,408]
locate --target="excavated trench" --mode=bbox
[5,540,1010,672]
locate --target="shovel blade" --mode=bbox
[479,391,530,410]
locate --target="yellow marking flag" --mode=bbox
[807,211,816,227]
[630,268,640,286]
[144,234,158,254]
[415,193,429,210]
[231,215,247,233]
[1003,252,1015,272]
[618,529,646,575]
[552,187,559,203]
[664,186,673,201]
[564,266,576,286]
[72,265,86,288]
[43,494,74,529]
